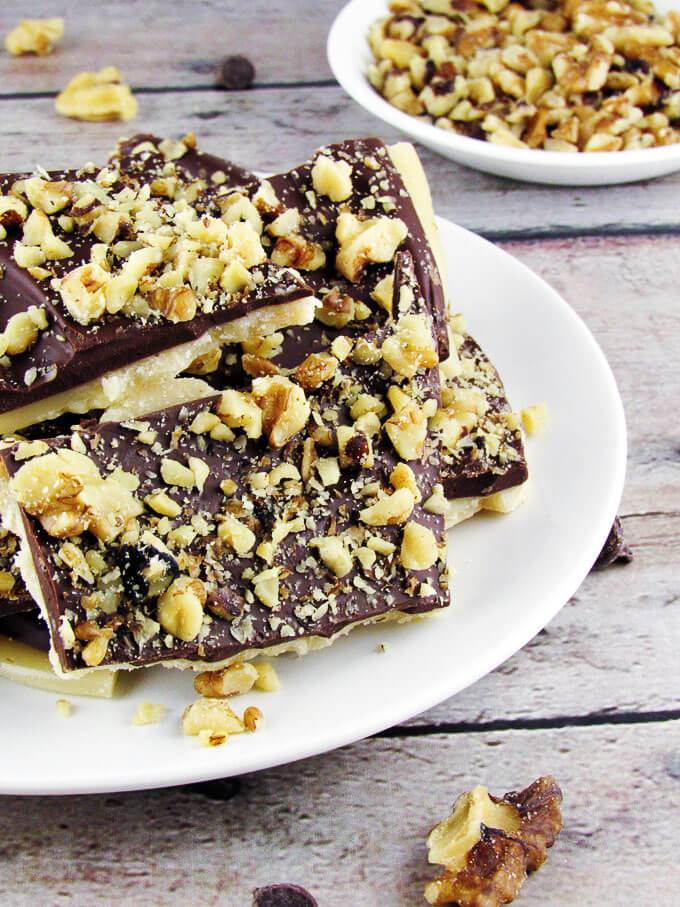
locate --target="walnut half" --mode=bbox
[425,777,563,906]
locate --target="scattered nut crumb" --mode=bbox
[376,642,388,654]
[5,18,64,56]
[194,662,258,698]
[253,660,280,692]
[425,777,563,906]
[55,66,138,122]
[198,729,228,747]
[55,698,72,718]
[132,702,167,726]
[521,403,548,436]
[243,705,263,732]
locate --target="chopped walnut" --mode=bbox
[382,313,438,378]
[316,287,356,329]
[251,376,310,449]
[400,521,439,570]
[368,0,680,151]
[311,154,354,201]
[10,447,142,542]
[55,66,138,122]
[271,234,326,271]
[360,487,415,526]
[194,662,259,698]
[5,18,64,55]
[335,211,408,282]
[521,403,548,436]
[132,702,166,726]
[312,535,353,577]
[294,352,338,389]
[425,777,563,906]
[385,402,428,461]
[157,575,206,642]
[182,698,246,737]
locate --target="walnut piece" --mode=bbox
[382,313,438,378]
[10,447,142,542]
[55,66,138,122]
[251,376,310,449]
[335,212,407,282]
[194,662,259,698]
[5,18,64,55]
[157,575,206,642]
[425,777,563,906]
[311,154,354,202]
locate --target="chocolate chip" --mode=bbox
[592,517,633,570]
[343,432,370,470]
[252,884,318,907]
[216,55,256,90]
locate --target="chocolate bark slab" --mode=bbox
[1,252,448,674]
[0,527,32,615]
[0,135,317,433]
[434,316,529,527]
[221,137,448,359]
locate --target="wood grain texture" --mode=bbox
[3,86,680,236]
[0,7,677,902]
[0,722,677,905]
[0,0,338,90]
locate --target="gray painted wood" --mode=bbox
[0,722,677,905]
[3,87,680,236]
[0,0,338,90]
[0,4,678,903]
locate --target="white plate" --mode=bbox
[328,0,680,186]
[0,218,626,795]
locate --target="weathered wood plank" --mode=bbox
[2,87,680,235]
[501,234,680,516]
[0,0,338,90]
[415,233,680,725]
[0,722,677,904]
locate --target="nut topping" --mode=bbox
[335,212,408,282]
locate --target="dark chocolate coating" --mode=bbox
[0,610,49,651]
[440,335,528,499]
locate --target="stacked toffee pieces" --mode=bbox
[0,135,527,679]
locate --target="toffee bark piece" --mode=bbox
[227,137,447,359]
[0,528,32,615]
[435,319,528,527]
[0,135,317,433]
[1,253,448,674]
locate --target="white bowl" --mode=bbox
[328,0,680,186]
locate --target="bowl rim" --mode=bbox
[327,0,680,172]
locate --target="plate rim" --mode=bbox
[327,0,680,174]
[0,218,627,796]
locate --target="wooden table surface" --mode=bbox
[0,2,678,904]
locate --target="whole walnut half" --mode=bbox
[424,777,563,906]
